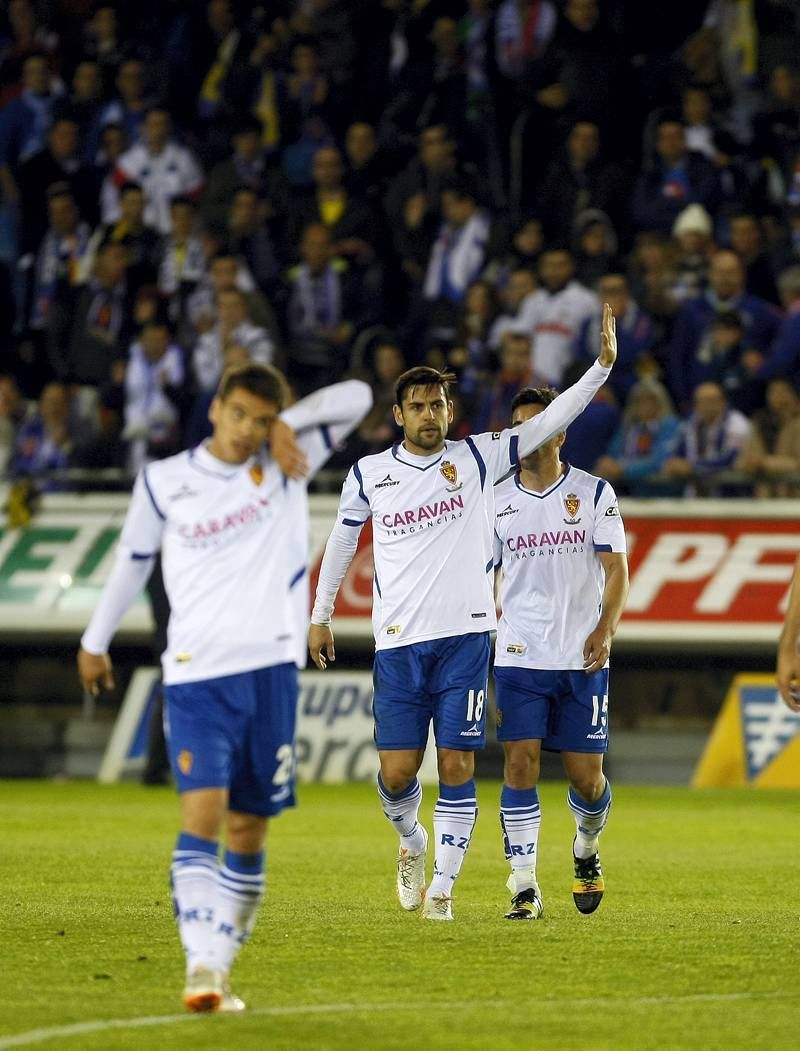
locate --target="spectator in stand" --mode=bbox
[289,145,378,270]
[82,5,123,95]
[224,187,280,294]
[759,265,800,390]
[201,117,287,238]
[575,273,653,399]
[18,115,98,255]
[450,278,498,396]
[670,203,715,304]
[537,121,628,249]
[471,326,539,433]
[385,124,459,285]
[494,0,558,84]
[736,378,800,498]
[95,122,128,225]
[558,356,620,471]
[357,339,408,455]
[669,249,781,409]
[482,216,544,289]
[94,59,150,153]
[281,36,334,186]
[572,209,619,289]
[517,247,599,385]
[343,121,389,204]
[699,310,765,416]
[11,381,78,483]
[595,377,681,496]
[729,213,780,305]
[193,286,273,393]
[627,231,680,333]
[114,108,204,234]
[664,380,751,496]
[186,251,279,351]
[680,83,745,204]
[488,265,537,346]
[157,196,207,325]
[422,181,491,339]
[0,374,31,475]
[0,55,61,211]
[284,222,367,392]
[633,118,721,235]
[82,181,162,297]
[27,184,91,373]
[66,240,132,386]
[752,64,800,190]
[122,318,186,473]
[68,61,104,163]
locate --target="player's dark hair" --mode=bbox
[510,386,559,417]
[217,363,288,409]
[394,366,456,407]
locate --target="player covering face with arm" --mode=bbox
[77,363,372,1012]
[309,306,617,922]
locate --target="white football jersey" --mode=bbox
[82,381,372,683]
[333,434,517,649]
[493,465,626,670]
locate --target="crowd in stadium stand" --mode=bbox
[0,0,799,496]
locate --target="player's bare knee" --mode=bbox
[568,770,605,802]
[502,741,540,788]
[380,759,418,794]
[437,748,474,786]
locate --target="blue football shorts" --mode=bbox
[494,666,610,753]
[164,663,298,816]
[372,632,491,751]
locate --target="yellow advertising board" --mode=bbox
[693,674,800,787]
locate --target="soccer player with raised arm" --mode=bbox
[308,306,618,921]
[492,378,629,921]
[77,364,371,1012]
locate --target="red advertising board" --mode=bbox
[310,501,799,645]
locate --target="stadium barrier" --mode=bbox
[692,674,800,788]
[0,491,795,646]
[98,666,439,785]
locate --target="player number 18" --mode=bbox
[466,688,485,722]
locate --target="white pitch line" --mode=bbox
[0,991,792,1049]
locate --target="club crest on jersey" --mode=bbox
[440,460,463,492]
[563,493,581,523]
[178,750,193,775]
[249,464,264,486]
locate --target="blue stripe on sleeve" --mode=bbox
[509,434,519,467]
[342,517,365,526]
[594,543,613,552]
[485,557,493,573]
[130,552,155,560]
[353,462,369,504]
[289,566,306,589]
[465,436,487,490]
[374,573,382,597]
[320,424,333,450]
[142,469,166,520]
[594,479,607,507]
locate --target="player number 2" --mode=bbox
[467,688,485,722]
[273,743,294,785]
[591,694,609,727]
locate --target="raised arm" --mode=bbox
[515,304,616,463]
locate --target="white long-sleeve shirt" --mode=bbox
[311,361,611,650]
[518,281,601,385]
[82,379,372,683]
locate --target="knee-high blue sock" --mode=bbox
[211,849,265,974]
[171,832,218,973]
[500,785,541,891]
[429,780,478,898]
[568,780,612,859]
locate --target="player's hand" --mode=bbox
[598,303,617,368]
[270,419,309,479]
[77,647,115,695]
[582,626,612,674]
[777,640,800,711]
[308,622,335,670]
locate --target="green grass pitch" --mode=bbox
[2,780,797,1050]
